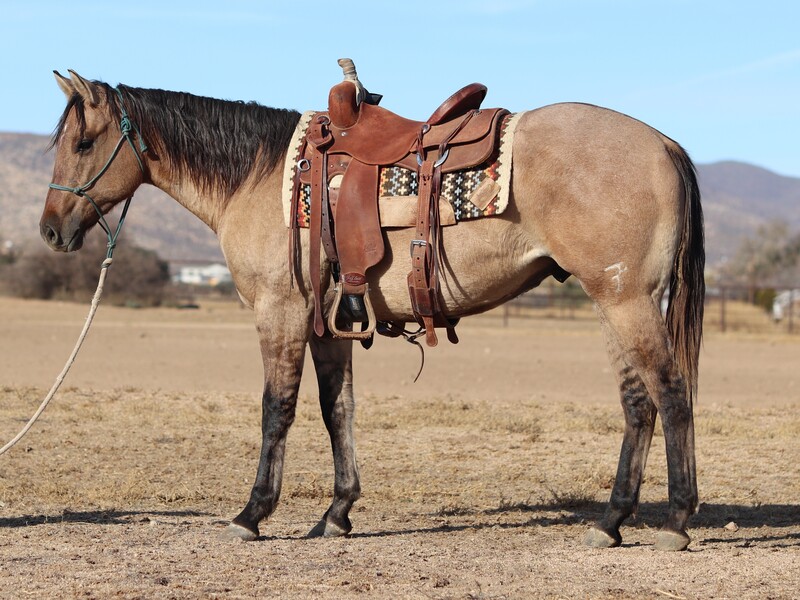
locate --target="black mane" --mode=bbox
[51,81,301,199]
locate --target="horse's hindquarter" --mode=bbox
[506,104,683,302]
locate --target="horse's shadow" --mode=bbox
[343,500,800,547]
[0,509,213,529]
[2,502,798,547]
[426,499,800,529]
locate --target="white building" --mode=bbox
[173,263,232,287]
[772,289,800,322]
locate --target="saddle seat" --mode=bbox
[295,60,509,347]
[324,79,495,168]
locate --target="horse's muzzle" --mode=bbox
[40,216,84,252]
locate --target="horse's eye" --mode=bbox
[76,138,94,152]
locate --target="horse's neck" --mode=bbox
[149,173,222,233]
[144,154,284,236]
[143,154,231,233]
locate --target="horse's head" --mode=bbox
[41,70,147,252]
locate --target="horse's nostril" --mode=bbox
[41,223,61,247]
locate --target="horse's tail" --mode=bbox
[664,141,705,404]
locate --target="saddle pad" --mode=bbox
[282,111,526,229]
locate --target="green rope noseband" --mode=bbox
[48,88,147,260]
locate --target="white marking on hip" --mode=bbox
[604,262,628,293]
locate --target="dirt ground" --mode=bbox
[0,297,798,599]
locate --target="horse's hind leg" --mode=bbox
[225,300,310,541]
[307,335,361,537]
[589,297,697,551]
[585,311,658,548]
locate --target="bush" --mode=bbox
[4,233,170,307]
[753,288,777,314]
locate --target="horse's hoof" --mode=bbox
[221,522,258,542]
[307,518,350,538]
[655,529,690,551]
[583,526,621,548]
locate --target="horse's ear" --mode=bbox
[53,70,75,100]
[67,69,102,107]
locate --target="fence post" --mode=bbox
[720,287,727,333]
[789,290,795,334]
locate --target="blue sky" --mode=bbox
[1,0,798,177]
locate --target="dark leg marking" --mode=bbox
[225,304,310,541]
[307,335,361,537]
[586,366,657,547]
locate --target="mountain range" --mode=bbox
[2,131,799,267]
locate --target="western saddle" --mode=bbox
[291,59,509,347]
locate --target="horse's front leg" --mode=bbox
[307,335,361,537]
[225,298,311,541]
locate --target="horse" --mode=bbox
[40,70,704,551]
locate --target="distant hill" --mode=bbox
[699,161,800,265]
[2,132,799,267]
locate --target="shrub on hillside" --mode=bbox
[4,234,170,307]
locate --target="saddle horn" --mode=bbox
[337,58,382,106]
[337,58,359,82]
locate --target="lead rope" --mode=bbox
[0,256,114,456]
[0,201,131,457]
[1,86,142,456]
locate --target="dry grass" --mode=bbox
[2,384,797,598]
[2,385,798,520]
[1,298,799,598]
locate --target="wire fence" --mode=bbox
[501,283,799,335]
[705,286,797,334]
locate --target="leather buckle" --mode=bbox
[410,239,427,258]
[433,147,450,168]
[416,147,449,168]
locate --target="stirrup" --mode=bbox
[328,284,377,341]
[339,293,368,322]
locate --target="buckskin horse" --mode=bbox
[40,68,704,551]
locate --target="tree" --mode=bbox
[4,233,170,306]
[720,221,800,288]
